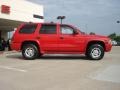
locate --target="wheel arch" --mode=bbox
[21,40,41,53]
[86,40,105,53]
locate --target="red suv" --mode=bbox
[11,23,112,60]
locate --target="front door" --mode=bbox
[58,25,82,52]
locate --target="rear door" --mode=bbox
[38,24,59,52]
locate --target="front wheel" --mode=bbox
[86,44,104,60]
[22,44,39,60]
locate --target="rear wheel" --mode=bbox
[22,44,39,60]
[86,44,104,60]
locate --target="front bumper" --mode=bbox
[105,43,112,52]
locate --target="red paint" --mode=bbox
[11,23,112,55]
[1,5,10,14]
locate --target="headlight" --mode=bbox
[108,39,112,45]
[105,39,112,45]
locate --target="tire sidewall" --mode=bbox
[88,44,104,60]
[22,44,38,60]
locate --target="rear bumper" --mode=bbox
[10,42,21,51]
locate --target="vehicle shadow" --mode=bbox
[6,54,90,61]
[6,54,24,60]
[38,55,89,60]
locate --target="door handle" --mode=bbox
[60,37,64,39]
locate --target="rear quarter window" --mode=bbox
[19,24,37,34]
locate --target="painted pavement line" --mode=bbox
[0,65,27,72]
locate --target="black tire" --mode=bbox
[22,44,39,60]
[86,44,104,60]
[38,53,43,57]
[0,46,5,51]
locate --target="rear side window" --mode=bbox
[39,24,56,34]
[19,24,37,34]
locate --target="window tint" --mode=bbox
[40,25,56,34]
[19,24,37,34]
[61,26,74,34]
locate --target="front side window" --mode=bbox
[19,24,37,34]
[61,26,74,34]
[40,24,56,34]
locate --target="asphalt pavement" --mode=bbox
[0,46,120,90]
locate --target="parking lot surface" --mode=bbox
[0,47,120,90]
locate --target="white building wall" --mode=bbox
[0,0,44,22]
